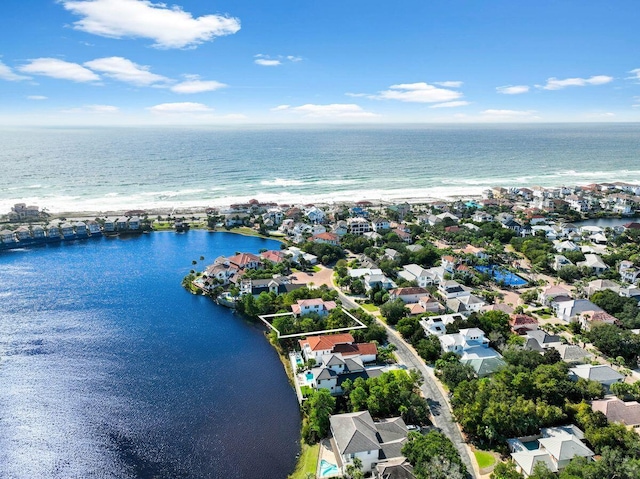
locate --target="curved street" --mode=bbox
[333,286,478,478]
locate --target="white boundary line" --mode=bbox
[258,308,367,339]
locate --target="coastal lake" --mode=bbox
[0,231,300,479]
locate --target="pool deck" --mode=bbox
[317,438,341,478]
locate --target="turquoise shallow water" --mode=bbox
[0,231,300,479]
[1,124,639,212]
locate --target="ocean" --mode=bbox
[1,123,640,213]
[0,231,301,479]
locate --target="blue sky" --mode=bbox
[1,0,639,124]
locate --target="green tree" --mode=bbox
[490,461,524,479]
[402,430,468,479]
[302,389,336,444]
[380,298,409,325]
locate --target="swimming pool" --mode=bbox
[319,459,339,477]
[475,265,528,287]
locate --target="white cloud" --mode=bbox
[148,102,213,113]
[628,69,640,81]
[63,104,119,113]
[20,58,100,82]
[84,56,169,86]
[255,58,281,67]
[374,82,462,103]
[496,85,530,95]
[345,92,368,98]
[0,60,30,81]
[61,0,240,49]
[430,101,470,108]
[434,81,463,88]
[541,75,613,90]
[254,54,301,66]
[170,79,227,94]
[272,103,379,119]
[27,95,48,100]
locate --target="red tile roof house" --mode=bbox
[260,250,287,264]
[228,252,262,270]
[291,298,337,317]
[312,231,340,246]
[510,314,539,335]
[388,287,430,304]
[299,333,377,363]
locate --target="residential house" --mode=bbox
[0,229,16,244]
[393,228,412,243]
[291,298,337,317]
[438,327,490,354]
[420,313,464,337]
[553,298,603,322]
[584,279,620,297]
[115,216,129,231]
[299,333,355,363]
[46,225,61,239]
[591,397,640,428]
[397,264,440,287]
[330,411,409,474]
[440,255,456,272]
[74,221,88,237]
[32,225,46,239]
[364,273,397,292]
[569,364,624,391]
[620,260,640,284]
[60,222,75,239]
[313,232,340,246]
[103,219,116,233]
[388,287,430,304]
[14,226,31,241]
[577,254,608,275]
[525,330,563,351]
[348,217,371,235]
[552,255,574,271]
[553,344,592,365]
[578,310,618,331]
[375,457,414,479]
[228,252,262,270]
[306,206,325,224]
[438,280,471,299]
[128,216,141,230]
[509,426,594,477]
[371,218,391,232]
[260,250,287,264]
[510,314,539,335]
[539,285,572,306]
[446,294,486,316]
[241,276,305,296]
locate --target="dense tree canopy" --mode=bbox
[402,430,468,479]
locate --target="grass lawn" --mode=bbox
[288,443,319,479]
[474,450,496,469]
[311,265,322,272]
[360,303,379,312]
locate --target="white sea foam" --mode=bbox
[260,178,305,187]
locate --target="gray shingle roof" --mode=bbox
[330,411,380,455]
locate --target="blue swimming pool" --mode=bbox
[475,265,528,287]
[306,372,314,381]
[319,459,339,477]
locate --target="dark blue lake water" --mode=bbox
[0,231,300,479]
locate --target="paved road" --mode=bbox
[336,290,477,478]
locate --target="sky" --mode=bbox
[1,0,639,125]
